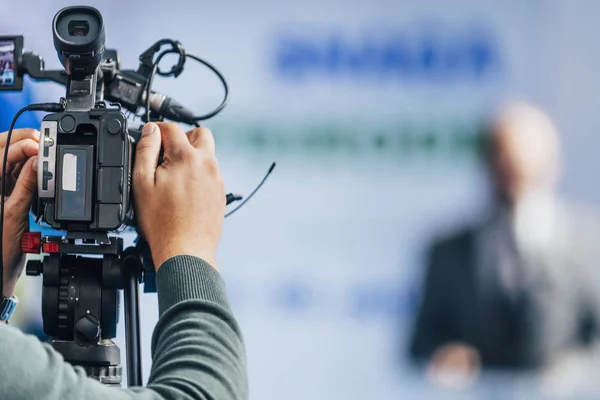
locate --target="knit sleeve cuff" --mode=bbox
[155,255,229,316]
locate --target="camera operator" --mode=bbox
[0,122,248,399]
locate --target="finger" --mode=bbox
[10,162,24,182]
[133,122,162,189]
[0,129,39,147]
[6,156,37,214]
[187,126,215,156]
[3,163,25,196]
[0,139,39,165]
[155,122,191,157]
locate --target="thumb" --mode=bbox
[6,156,37,214]
[133,123,162,191]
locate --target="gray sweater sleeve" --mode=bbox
[0,255,248,400]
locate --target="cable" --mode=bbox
[225,162,276,218]
[185,54,229,121]
[136,40,267,218]
[144,47,229,124]
[144,51,165,124]
[0,102,63,298]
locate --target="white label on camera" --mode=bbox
[62,153,77,192]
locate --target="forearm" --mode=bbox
[0,256,248,400]
[144,256,248,399]
[2,279,17,297]
[3,254,27,297]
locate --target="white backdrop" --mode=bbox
[2,1,600,399]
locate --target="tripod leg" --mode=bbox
[122,252,143,386]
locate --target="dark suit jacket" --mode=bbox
[409,206,600,369]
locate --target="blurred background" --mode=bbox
[4,0,600,399]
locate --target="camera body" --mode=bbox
[34,6,133,233]
[38,108,132,232]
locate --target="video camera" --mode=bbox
[0,5,253,387]
[1,6,229,233]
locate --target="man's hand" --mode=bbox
[0,129,39,296]
[426,343,481,389]
[133,122,225,270]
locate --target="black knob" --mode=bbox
[107,119,122,135]
[76,314,100,343]
[26,260,42,276]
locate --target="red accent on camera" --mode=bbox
[21,232,41,254]
[42,243,60,253]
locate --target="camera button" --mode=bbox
[107,119,122,135]
[60,115,76,132]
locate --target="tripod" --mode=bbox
[23,231,148,386]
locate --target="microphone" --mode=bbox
[147,92,196,125]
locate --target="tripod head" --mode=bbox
[24,233,127,385]
[22,230,147,385]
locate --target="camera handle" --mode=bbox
[19,52,66,87]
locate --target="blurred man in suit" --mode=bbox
[408,101,600,387]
